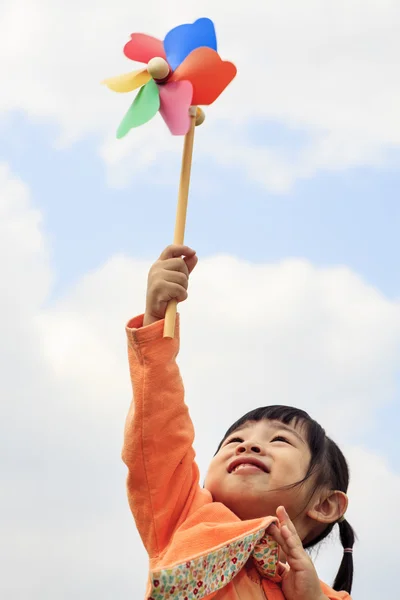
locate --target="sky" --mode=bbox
[1,1,400,599]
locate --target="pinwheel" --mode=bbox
[103,17,237,336]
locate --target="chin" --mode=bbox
[210,488,280,522]
[217,494,267,521]
[205,478,270,520]
[229,504,266,521]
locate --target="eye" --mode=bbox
[225,437,243,445]
[271,435,290,444]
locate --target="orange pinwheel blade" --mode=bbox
[102,69,151,93]
[171,47,236,105]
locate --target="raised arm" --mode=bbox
[122,246,201,558]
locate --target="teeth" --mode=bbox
[233,463,263,472]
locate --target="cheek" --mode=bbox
[206,456,218,475]
[298,451,312,474]
[204,456,224,490]
[204,470,216,494]
[275,451,310,480]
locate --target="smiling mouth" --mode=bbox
[231,463,265,474]
[228,458,269,474]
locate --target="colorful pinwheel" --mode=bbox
[103,17,237,137]
[103,18,236,338]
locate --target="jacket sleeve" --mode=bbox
[122,315,204,559]
[320,581,351,600]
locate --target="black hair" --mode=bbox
[215,405,355,594]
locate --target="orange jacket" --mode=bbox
[123,315,351,600]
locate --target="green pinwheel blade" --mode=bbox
[116,79,160,139]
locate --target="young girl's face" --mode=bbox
[204,418,315,524]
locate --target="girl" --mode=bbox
[123,245,355,600]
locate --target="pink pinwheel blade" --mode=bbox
[124,33,167,63]
[159,80,193,135]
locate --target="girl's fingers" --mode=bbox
[184,253,198,274]
[277,507,301,541]
[279,525,303,556]
[267,523,286,549]
[277,561,290,578]
[276,506,292,527]
[159,245,196,260]
[164,282,188,303]
[268,509,308,563]
[162,270,189,289]
[160,257,190,276]
[268,522,297,555]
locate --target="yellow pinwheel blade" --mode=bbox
[102,69,151,93]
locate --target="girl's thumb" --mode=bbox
[277,562,290,578]
[184,254,198,274]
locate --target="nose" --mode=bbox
[236,440,262,454]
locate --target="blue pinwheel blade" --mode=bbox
[164,17,217,72]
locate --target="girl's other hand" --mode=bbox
[268,506,327,600]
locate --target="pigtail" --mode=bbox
[332,519,355,594]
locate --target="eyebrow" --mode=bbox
[231,421,306,445]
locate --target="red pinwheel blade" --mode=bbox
[124,33,167,64]
[171,47,236,106]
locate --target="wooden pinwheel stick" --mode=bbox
[163,106,204,338]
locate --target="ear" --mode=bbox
[307,490,348,524]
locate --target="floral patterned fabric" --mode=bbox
[148,530,279,600]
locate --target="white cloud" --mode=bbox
[1,165,399,598]
[1,0,399,189]
[0,163,50,307]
